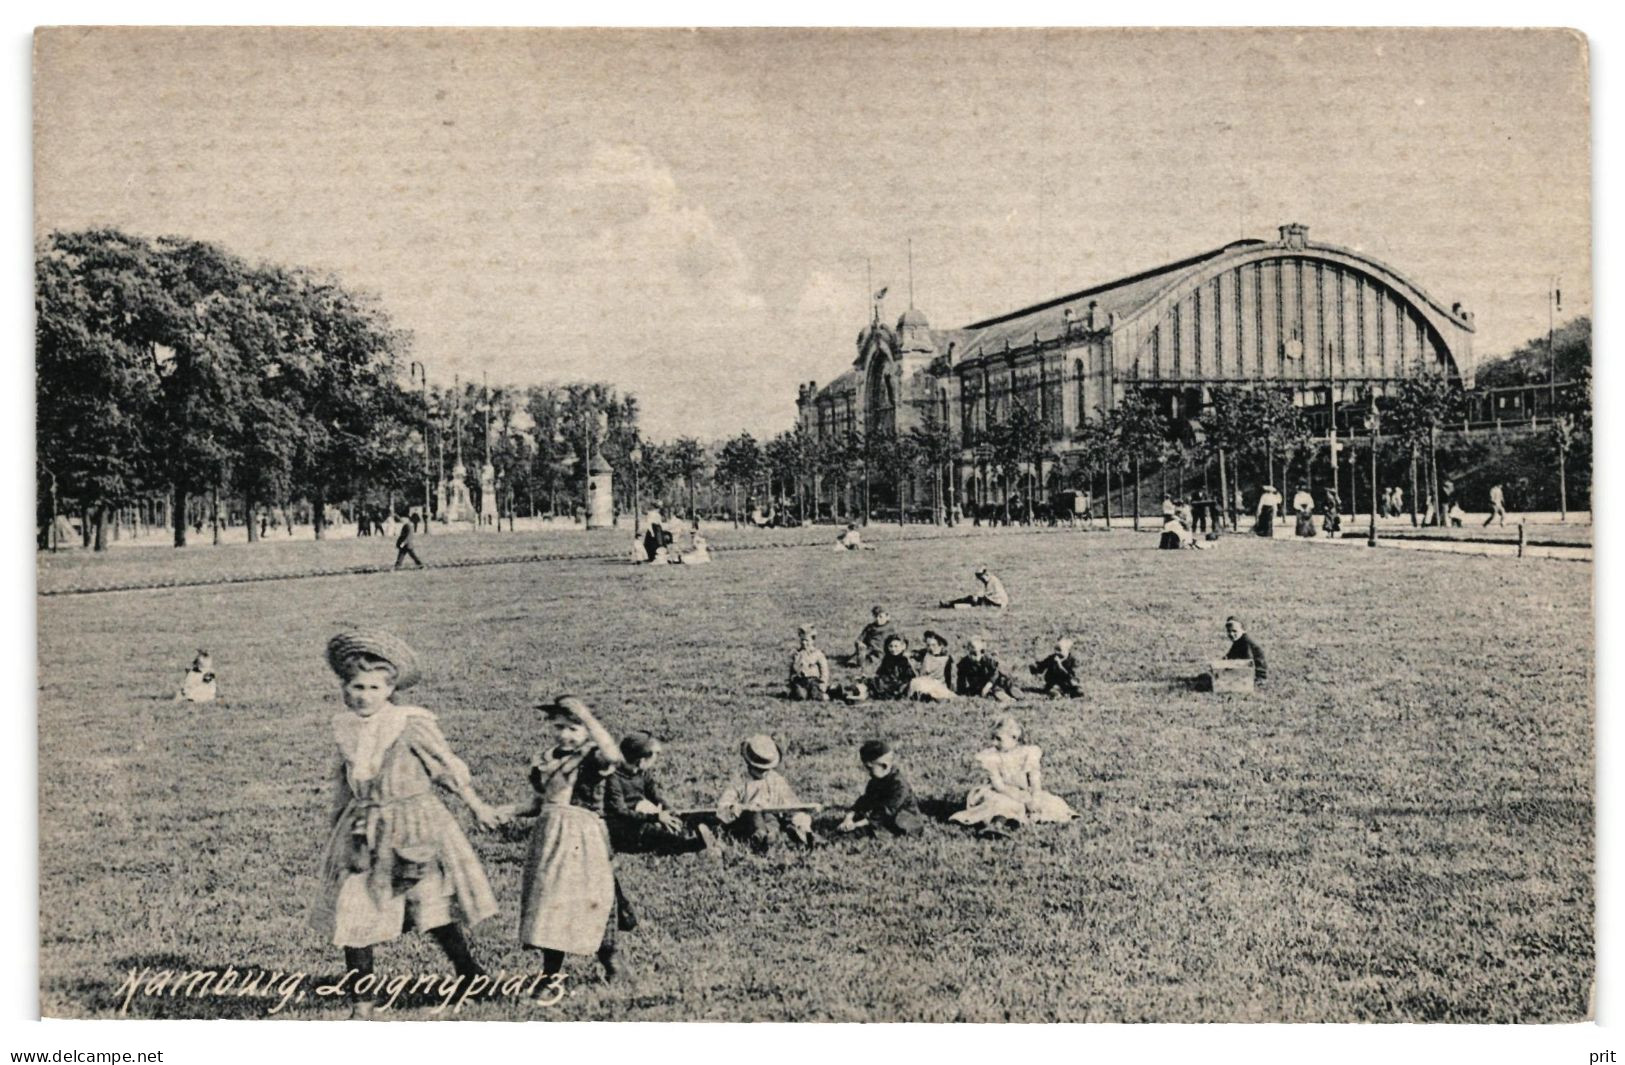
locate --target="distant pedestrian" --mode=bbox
[1321,488,1342,537]
[394,519,424,569]
[1255,485,1281,537]
[1484,483,1508,527]
[1292,485,1316,538]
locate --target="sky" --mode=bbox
[34,27,1591,440]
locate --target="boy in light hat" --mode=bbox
[1030,637,1084,697]
[836,740,924,838]
[716,734,816,851]
[787,624,831,701]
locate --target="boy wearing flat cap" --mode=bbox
[716,734,816,851]
[604,732,717,856]
[787,624,831,701]
[837,740,923,838]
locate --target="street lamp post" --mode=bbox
[630,446,643,536]
[1363,396,1381,547]
[410,361,431,535]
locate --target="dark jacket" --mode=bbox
[1225,633,1268,681]
[857,620,899,662]
[870,652,916,700]
[851,769,922,833]
[604,764,667,824]
[956,652,1012,697]
[396,522,414,548]
[1031,651,1083,692]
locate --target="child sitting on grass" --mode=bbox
[604,731,717,856]
[906,630,957,701]
[716,734,817,852]
[868,633,916,700]
[175,649,217,703]
[836,522,876,551]
[787,624,831,701]
[1030,637,1083,697]
[836,740,923,838]
[1223,616,1268,683]
[956,636,1016,702]
[940,567,1009,609]
[852,605,898,668]
[309,629,501,1018]
[948,715,1076,835]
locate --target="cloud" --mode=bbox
[530,143,779,438]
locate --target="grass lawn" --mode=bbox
[36,531,1592,1021]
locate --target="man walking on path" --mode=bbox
[1484,483,1508,527]
[394,517,425,569]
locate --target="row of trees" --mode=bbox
[36,228,697,550]
[36,227,1593,550]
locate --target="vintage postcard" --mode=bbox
[33,27,1591,1024]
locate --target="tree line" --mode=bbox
[36,228,1594,551]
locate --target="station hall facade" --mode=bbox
[794,224,1477,514]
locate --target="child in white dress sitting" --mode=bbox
[948,716,1075,833]
[175,649,217,703]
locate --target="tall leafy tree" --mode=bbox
[1387,376,1464,525]
[1114,389,1166,530]
[668,437,707,521]
[908,403,958,524]
[717,432,763,525]
[36,231,165,549]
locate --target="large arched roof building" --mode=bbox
[796,223,1476,513]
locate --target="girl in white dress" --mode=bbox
[949,716,1075,829]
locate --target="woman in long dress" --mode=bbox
[949,716,1075,830]
[1254,485,1281,537]
[1292,486,1317,538]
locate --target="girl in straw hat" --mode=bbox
[501,694,632,982]
[310,629,503,1017]
[948,716,1076,832]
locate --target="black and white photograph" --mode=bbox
[25,21,1596,1039]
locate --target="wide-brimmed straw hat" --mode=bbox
[740,734,782,770]
[326,628,421,690]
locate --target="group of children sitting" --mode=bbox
[787,600,1084,706]
[312,626,1080,1011]
[630,529,711,565]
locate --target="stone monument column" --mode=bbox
[586,454,615,529]
[448,460,474,523]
